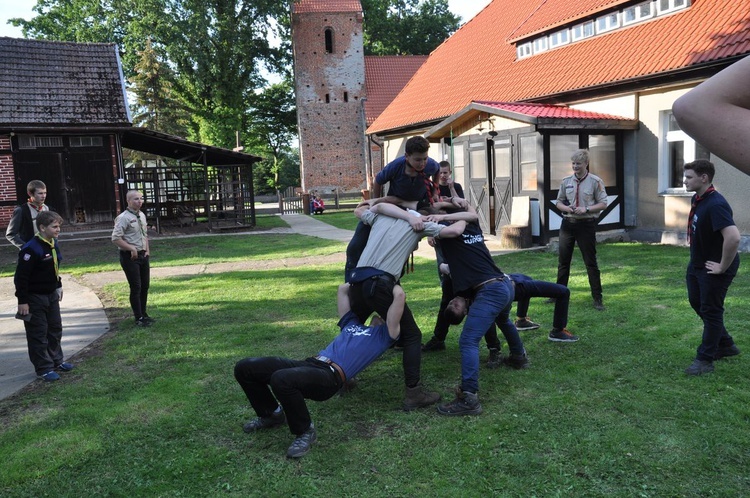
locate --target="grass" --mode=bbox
[309,209,361,231]
[1,241,749,497]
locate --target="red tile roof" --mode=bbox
[508,0,632,41]
[474,101,629,120]
[364,55,428,126]
[368,0,750,134]
[292,0,362,14]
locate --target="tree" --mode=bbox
[361,0,460,55]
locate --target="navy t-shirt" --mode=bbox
[317,311,396,380]
[438,182,464,199]
[689,191,736,267]
[438,222,504,294]
[375,156,440,202]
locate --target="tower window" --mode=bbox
[325,28,334,53]
[344,92,349,102]
[325,94,330,103]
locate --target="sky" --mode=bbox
[0,0,493,38]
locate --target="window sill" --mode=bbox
[658,189,692,197]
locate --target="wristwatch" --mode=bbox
[585,206,590,213]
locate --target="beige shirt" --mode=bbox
[556,172,607,220]
[111,209,148,250]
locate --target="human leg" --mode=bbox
[46,290,64,366]
[138,255,150,318]
[344,221,372,280]
[120,253,144,319]
[24,293,56,375]
[577,220,603,303]
[556,221,575,287]
[693,259,738,362]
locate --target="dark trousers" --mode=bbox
[557,219,602,301]
[24,291,64,375]
[234,357,341,435]
[350,276,422,387]
[686,256,739,361]
[513,275,570,330]
[345,221,371,281]
[432,275,500,349]
[120,251,150,319]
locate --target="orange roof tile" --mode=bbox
[474,101,629,120]
[368,0,750,134]
[292,0,361,14]
[364,55,428,126]
[508,0,632,41]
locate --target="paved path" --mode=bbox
[0,213,522,400]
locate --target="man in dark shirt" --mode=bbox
[682,160,741,375]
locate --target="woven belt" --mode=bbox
[313,355,346,383]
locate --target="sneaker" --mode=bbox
[593,299,606,311]
[135,317,152,327]
[548,328,579,343]
[403,383,441,411]
[437,390,482,416]
[55,362,75,372]
[141,316,156,325]
[715,345,741,360]
[242,409,286,433]
[286,424,317,458]
[486,348,502,369]
[502,351,530,369]
[514,317,540,331]
[422,337,446,352]
[38,371,61,382]
[684,359,714,376]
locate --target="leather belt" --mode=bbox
[472,276,505,292]
[313,355,346,383]
[563,217,595,223]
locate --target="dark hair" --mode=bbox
[405,136,430,155]
[684,159,715,182]
[439,161,451,169]
[36,210,62,228]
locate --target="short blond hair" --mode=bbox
[571,149,589,165]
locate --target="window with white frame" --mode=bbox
[533,37,548,53]
[596,12,620,34]
[623,2,654,25]
[517,42,532,59]
[571,21,595,41]
[661,111,710,191]
[657,0,688,15]
[549,29,570,48]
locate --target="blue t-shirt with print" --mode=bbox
[317,311,396,380]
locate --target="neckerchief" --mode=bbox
[127,208,147,238]
[687,185,716,244]
[38,234,59,279]
[28,200,45,213]
[418,171,435,205]
[573,171,589,208]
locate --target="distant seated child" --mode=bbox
[312,196,325,215]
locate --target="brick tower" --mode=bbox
[291,0,367,194]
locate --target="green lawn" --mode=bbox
[1,241,748,497]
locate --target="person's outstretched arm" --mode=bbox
[673,56,750,176]
[337,283,352,319]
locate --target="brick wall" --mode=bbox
[0,134,16,227]
[293,9,367,194]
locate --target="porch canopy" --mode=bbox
[120,127,262,165]
[424,101,638,139]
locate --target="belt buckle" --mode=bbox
[316,355,331,363]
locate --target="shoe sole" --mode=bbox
[715,350,740,360]
[548,337,579,342]
[515,326,540,331]
[436,406,483,416]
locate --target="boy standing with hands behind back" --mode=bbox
[14,210,74,382]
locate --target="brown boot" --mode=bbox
[403,383,441,411]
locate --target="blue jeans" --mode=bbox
[234,357,341,435]
[513,275,570,330]
[686,255,739,361]
[459,279,523,393]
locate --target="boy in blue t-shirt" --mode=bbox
[234,283,405,458]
